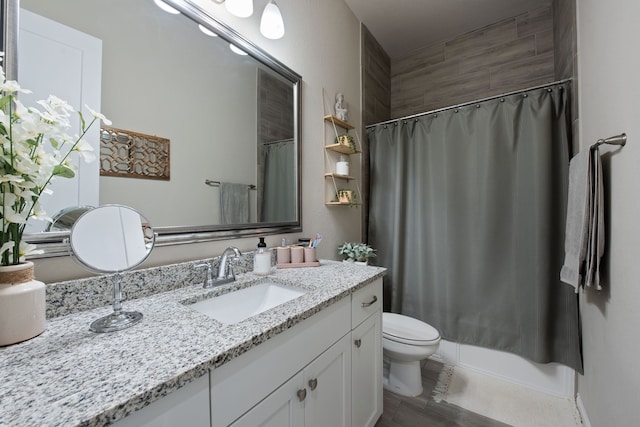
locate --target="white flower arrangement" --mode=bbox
[0,67,110,266]
[338,242,376,263]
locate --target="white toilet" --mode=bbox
[382,312,441,396]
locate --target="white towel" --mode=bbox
[560,147,604,292]
[219,182,250,225]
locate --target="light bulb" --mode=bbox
[225,0,253,18]
[153,0,180,15]
[260,0,285,40]
[229,44,248,56]
[198,24,218,37]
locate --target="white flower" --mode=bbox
[85,105,112,126]
[0,67,106,265]
[18,241,44,262]
[73,139,96,162]
[0,79,32,95]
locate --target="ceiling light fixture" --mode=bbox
[211,0,285,39]
[153,0,180,14]
[225,0,253,18]
[260,0,285,40]
[198,24,218,37]
[229,44,248,55]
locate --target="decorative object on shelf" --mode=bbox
[0,261,45,346]
[100,126,170,180]
[0,68,108,267]
[337,189,356,205]
[336,154,350,176]
[335,92,348,122]
[335,134,356,152]
[338,242,376,265]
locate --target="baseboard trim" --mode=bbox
[431,340,576,397]
[576,393,592,427]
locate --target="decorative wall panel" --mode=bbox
[100,126,170,180]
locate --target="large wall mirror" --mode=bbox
[1,0,301,256]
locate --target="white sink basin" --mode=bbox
[188,281,306,324]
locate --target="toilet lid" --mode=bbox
[383,312,440,345]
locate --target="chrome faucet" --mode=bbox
[215,246,242,284]
[195,262,215,288]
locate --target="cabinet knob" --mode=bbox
[297,388,307,402]
[308,378,318,391]
[361,295,378,308]
[354,339,362,348]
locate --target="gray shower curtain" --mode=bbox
[260,140,296,222]
[368,83,582,372]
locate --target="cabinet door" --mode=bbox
[352,311,383,427]
[230,371,305,427]
[305,334,352,427]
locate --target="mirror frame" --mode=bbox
[2,0,302,258]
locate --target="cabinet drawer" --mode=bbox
[351,278,382,328]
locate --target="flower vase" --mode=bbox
[0,261,46,346]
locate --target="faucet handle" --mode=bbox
[195,263,214,288]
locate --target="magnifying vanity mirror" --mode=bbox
[0,0,302,257]
[69,205,156,332]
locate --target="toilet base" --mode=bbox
[383,358,423,397]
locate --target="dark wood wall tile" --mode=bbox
[390,2,555,118]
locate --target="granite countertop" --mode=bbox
[0,260,385,427]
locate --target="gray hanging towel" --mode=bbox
[560,147,604,292]
[219,182,249,224]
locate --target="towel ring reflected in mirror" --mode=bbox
[68,205,156,333]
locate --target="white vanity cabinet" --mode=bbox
[113,374,210,427]
[351,279,383,427]
[116,278,383,427]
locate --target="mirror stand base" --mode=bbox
[90,311,143,333]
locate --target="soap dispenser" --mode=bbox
[253,237,271,275]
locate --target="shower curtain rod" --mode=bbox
[366,78,573,129]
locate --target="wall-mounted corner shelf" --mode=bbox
[324,173,356,181]
[324,115,355,130]
[323,90,362,206]
[325,201,362,206]
[324,143,361,155]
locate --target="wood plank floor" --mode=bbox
[375,359,512,427]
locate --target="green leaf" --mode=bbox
[49,137,59,149]
[77,111,86,131]
[53,164,76,178]
[0,95,13,110]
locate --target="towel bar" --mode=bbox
[205,179,257,190]
[593,133,626,148]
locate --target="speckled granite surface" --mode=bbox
[0,260,385,427]
[45,251,260,319]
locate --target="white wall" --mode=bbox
[32,0,363,282]
[576,0,640,425]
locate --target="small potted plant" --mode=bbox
[338,242,376,265]
[337,189,356,204]
[335,134,356,152]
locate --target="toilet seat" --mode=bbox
[383,312,440,345]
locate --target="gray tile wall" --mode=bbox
[390,2,555,118]
[361,24,391,240]
[554,0,578,152]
